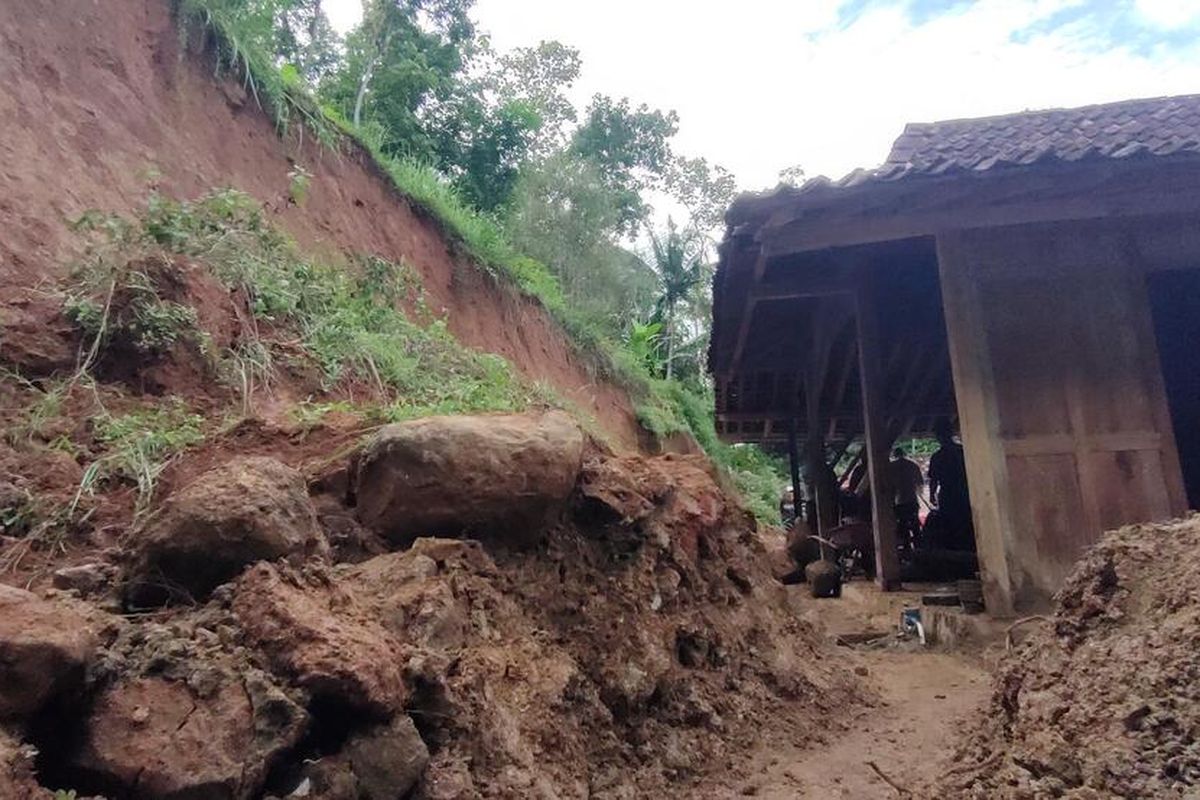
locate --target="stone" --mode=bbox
[354,411,584,546]
[51,561,117,596]
[232,563,407,717]
[345,540,493,652]
[0,584,95,724]
[340,715,430,799]
[71,674,306,800]
[0,732,48,799]
[805,559,842,598]
[125,456,328,605]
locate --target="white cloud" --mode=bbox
[322,0,1200,191]
[1135,0,1200,28]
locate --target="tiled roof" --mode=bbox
[879,94,1200,179]
[726,93,1200,228]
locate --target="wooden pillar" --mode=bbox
[805,377,838,535]
[936,233,1016,616]
[786,417,802,521]
[855,269,902,590]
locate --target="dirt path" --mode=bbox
[698,581,995,798]
[737,648,990,798]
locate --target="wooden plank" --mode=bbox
[854,267,902,590]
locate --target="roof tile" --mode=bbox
[881,94,1200,179]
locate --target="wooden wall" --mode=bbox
[938,218,1189,614]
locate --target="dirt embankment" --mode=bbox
[933,515,1200,799]
[0,0,640,446]
[0,412,864,799]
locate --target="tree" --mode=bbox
[490,41,581,156]
[505,153,658,332]
[273,0,342,83]
[663,155,737,234]
[646,219,707,380]
[570,95,679,233]
[425,40,581,211]
[319,0,474,156]
[778,163,807,186]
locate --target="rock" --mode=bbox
[52,561,117,596]
[354,411,584,546]
[71,674,306,800]
[338,715,430,799]
[0,584,95,724]
[805,559,842,598]
[311,494,387,565]
[126,456,328,605]
[0,732,49,799]
[346,542,484,652]
[0,481,32,537]
[232,563,407,717]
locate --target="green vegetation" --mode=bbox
[67,189,541,421]
[90,400,206,516]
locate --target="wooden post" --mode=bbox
[805,377,838,535]
[855,268,902,590]
[786,417,803,527]
[936,233,1016,616]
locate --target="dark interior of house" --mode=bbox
[1148,268,1200,510]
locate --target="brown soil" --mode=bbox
[709,649,990,798]
[933,514,1200,799]
[0,442,870,799]
[0,0,639,446]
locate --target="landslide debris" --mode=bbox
[0,411,862,799]
[934,515,1200,799]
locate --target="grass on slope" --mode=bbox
[67,189,543,422]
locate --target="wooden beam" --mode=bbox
[760,160,1200,257]
[750,280,853,302]
[854,267,902,590]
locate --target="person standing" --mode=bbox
[889,447,924,547]
[929,419,974,551]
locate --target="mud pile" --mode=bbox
[935,515,1200,799]
[0,412,861,799]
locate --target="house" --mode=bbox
[709,94,1200,615]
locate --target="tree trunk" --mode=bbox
[665,307,676,381]
[352,58,376,128]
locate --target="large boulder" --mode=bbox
[231,563,407,717]
[70,674,306,800]
[354,411,585,546]
[125,457,328,605]
[0,584,96,725]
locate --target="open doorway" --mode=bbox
[1148,268,1200,510]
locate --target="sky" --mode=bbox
[324,0,1200,192]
